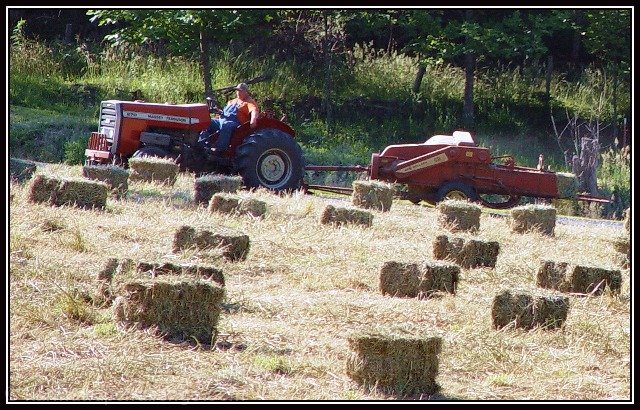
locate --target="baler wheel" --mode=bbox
[478,194,522,209]
[436,181,478,203]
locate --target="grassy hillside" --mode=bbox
[8,34,631,218]
[8,164,630,401]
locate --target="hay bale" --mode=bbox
[237,197,267,218]
[351,180,394,212]
[113,278,225,344]
[128,157,179,186]
[379,261,459,299]
[569,265,622,295]
[172,226,196,253]
[51,177,109,209]
[27,174,60,204]
[612,236,630,269]
[82,164,129,198]
[510,204,556,235]
[208,193,240,215]
[537,261,622,294]
[182,264,225,287]
[536,260,570,292]
[10,157,37,183]
[27,174,109,209]
[194,174,243,204]
[319,204,373,228]
[491,289,570,330]
[555,172,579,199]
[436,200,481,233]
[623,208,630,234]
[346,330,442,395]
[173,226,250,261]
[94,257,119,306]
[432,235,499,269]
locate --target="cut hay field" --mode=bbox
[8,163,632,402]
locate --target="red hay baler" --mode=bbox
[304,131,609,209]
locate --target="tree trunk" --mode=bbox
[199,29,212,97]
[412,64,426,95]
[576,137,600,194]
[322,12,334,137]
[545,54,553,102]
[462,52,475,130]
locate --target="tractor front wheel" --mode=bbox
[132,146,170,159]
[436,181,478,203]
[235,128,305,192]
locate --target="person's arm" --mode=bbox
[249,107,259,128]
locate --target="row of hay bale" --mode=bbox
[27,174,109,210]
[436,200,557,235]
[93,256,226,345]
[432,235,500,269]
[491,290,570,330]
[379,261,460,298]
[537,260,622,295]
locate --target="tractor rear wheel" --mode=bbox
[436,181,478,203]
[235,128,305,192]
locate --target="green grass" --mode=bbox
[8,35,631,219]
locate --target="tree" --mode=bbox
[87,9,270,97]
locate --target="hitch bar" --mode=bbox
[305,164,370,173]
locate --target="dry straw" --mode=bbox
[432,235,500,269]
[113,277,225,344]
[491,289,570,330]
[194,173,243,204]
[345,329,442,396]
[319,204,373,227]
[611,236,630,269]
[128,157,179,186]
[510,204,556,235]
[136,260,225,287]
[351,180,394,212]
[82,164,130,198]
[623,207,630,234]
[379,261,459,298]
[435,199,481,233]
[172,225,250,261]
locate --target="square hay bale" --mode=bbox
[10,157,37,183]
[346,330,442,395]
[51,177,109,209]
[379,261,459,299]
[128,157,179,186]
[536,260,570,292]
[436,200,481,233]
[194,174,243,204]
[173,226,250,262]
[569,265,622,295]
[623,208,630,234]
[113,278,225,345]
[208,193,240,215]
[491,289,570,330]
[555,172,579,199]
[351,180,394,212]
[182,264,225,287]
[27,174,61,204]
[432,235,499,269]
[319,204,373,228]
[82,164,129,198]
[237,197,268,218]
[611,236,630,269]
[172,225,196,253]
[510,204,556,236]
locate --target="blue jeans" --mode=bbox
[198,118,239,153]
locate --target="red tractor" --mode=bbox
[305,131,609,209]
[85,96,305,192]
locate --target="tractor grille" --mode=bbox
[87,132,110,151]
